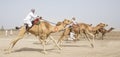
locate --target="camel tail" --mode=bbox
[15,26,22,30]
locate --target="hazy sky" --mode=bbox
[0,0,120,29]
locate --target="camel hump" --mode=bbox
[43,21,51,29]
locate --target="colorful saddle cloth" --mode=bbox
[32,18,40,25]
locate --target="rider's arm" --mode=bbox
[30,12,37,18]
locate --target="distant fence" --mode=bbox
[0,29,19,37]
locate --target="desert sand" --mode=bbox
[0,31,120,57]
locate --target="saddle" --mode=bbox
[32,18,41,25]
[25,18,41,31]
[72,24,79,28]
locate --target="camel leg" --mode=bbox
[101,34,103,40]
[95,34,97,39]
[101,33,105,40]
[84,31,94,48]
[41,39,47,54]
[58,28,70,44]
[87,32,95,48]
[74,33,79,41]
[49,36,62,50]
[4,32,26,53]
[57,34,64,45]
[4,26,26,53]
[58,34,68,46]
[85,34,94,48]
[38,33,47,54]
[81,31,87,39]
[58,32,69,45]
[45,37,52,45]
[84,33,93,48]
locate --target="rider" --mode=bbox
[24,9,37,30]
[68,17,78,40]
[71,17,78,25]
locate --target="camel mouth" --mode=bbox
[111,27,115,29]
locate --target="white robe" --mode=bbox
[24,12,37,27]
[71,19,77,25]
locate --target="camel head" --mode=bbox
[108,27,115,32]
[56,22,62,26]
[63,19,72,25]
[89,24,92,26]
[97,23,108,28]
[56,19,71,26]
[110,27,115,31]
[111,27,115,29]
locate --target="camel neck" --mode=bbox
[94,25,102,30]
[51,22,66,32]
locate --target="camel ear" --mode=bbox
[63,19,67,23]
[106,24,108,26]
[89,24,92,26]
[99,23,102,25]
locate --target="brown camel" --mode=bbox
[97,27,114,40]
[4,19,72,54]
[57,22,108,48]
[76,23,108,47]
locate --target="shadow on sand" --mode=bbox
[60,44,90,48]
[32,41,90,48]
[13,47,56,54]
[33,42,52,45]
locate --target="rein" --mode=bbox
[44,19,56,25]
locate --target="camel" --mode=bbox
[97,27,114,40]
[76,23,108,47]
[57,22,108,48]
[4,19,72,54]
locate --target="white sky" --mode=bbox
[0,0,120,29]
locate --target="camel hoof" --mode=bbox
[58,47,62,50]
[57,49,61,54]
[4,49,8,51]
[4,48,11,51]
[4,50,12,54]
[53,45,62,50]
[42,51,47,54]
[4,52,10,54]
[91,44,94,48]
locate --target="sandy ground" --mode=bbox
[0,31,120,57]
